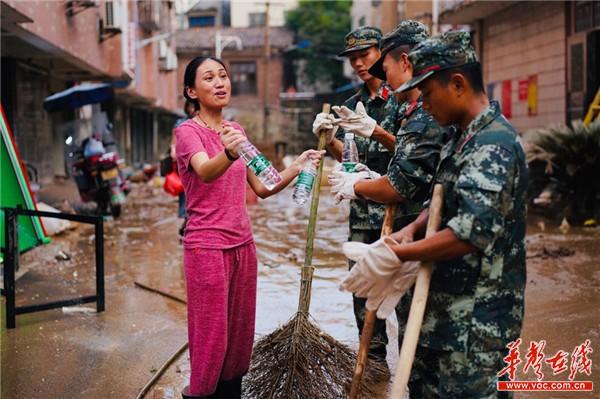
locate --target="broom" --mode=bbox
[391,184,444,399]
[244,104,389,399]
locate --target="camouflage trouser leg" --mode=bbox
[408,345,514,399]
[349,229,389,362]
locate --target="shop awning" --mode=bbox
[43,83,114,112]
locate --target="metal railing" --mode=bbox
[1,207,105,329]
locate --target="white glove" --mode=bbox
[312,112,338,144]
[332,101,377,138]
[341,237,419,319]
[375,266,419,319]
[328,170,370,203]
[354,163,381,179]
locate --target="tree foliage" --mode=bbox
[285,0,352,89]
[527,120,600,219]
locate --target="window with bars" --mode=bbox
[574,1,600,33]
[249,12,266,27]
[230,62,257,95]
[570,43,584,93]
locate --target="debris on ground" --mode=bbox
[559,217,570,234]
[61,306,96,314]
[527,245,575,259]
[37,202,74,236]
[55,250,71,261]
[536,221,546,232]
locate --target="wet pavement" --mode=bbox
[1,182,599,398]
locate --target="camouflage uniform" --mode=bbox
[388,99,449,343]
[336,26,401,360]
[367,20,443,223]
[366,20,448,353]
[399,31,529,398]
[335,83,401,231]
[387,99,448,223]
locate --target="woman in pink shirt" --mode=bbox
[176,56,321,399]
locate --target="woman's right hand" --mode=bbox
[220,125,246,158]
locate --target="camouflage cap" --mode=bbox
[368,20,430,80]
[338,26,382,57]
[397,30,479,92]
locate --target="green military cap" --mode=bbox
[397,30,479,92]
[338,26,382,57]
[368,20,430,80]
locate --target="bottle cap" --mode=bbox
[344,133,354,139]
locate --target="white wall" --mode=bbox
[351,0,380,29]
[174,0,195,14]
[230,0,297,27]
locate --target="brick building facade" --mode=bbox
[441,0,600,132]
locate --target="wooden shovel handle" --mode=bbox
[390,184,444,399]
[349,204,397,399]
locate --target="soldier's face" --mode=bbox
[382,52,411,90]
[348,47,381,81]
[419,77,456,126]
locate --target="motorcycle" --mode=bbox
[67,133,127,218]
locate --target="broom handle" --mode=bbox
[298,103,331,315]
[390,184,444,399]
[349,204,397,399]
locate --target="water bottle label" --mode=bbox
[342,162,356,173]
[247,153,271,176]
[297,171,315,189]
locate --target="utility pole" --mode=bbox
[263,0,271,142]
[432,0,439,35]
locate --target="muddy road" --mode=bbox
[2,183,598,398]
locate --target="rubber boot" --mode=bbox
[215,377,242,399]
[182,385,217,399]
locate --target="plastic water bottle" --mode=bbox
[292,160,317,205]
[342,133,359,172]
[238,140,282,190]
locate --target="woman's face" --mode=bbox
[188,59,231,110]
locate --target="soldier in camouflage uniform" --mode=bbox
[342,31,528,398]
[332,21,446,218]
[330,22,448,345]
[312,26,400,362]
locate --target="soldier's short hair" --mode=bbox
[433,62,485,94]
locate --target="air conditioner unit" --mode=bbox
[159,40,168,60]
[160,48,178,72]
[167,49,178,71]
[104,0,122,32]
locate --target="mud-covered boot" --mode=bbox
[182,385,217,399]
[215,377,242,399]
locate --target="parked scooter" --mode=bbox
[66,131,127,218]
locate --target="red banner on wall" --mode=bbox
[518,79,529,101]
[502,80,512,119]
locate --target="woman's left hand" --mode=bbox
[291,150,325,175]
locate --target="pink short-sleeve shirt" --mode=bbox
[175,120,253,249]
